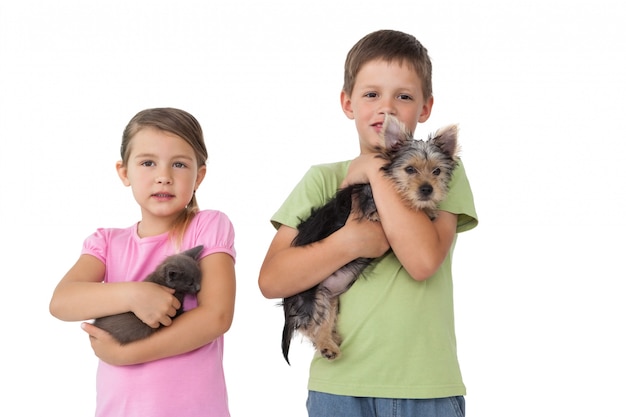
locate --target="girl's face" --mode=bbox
[116,127,206,233]
[341,59,434,153]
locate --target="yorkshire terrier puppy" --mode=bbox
[281,114,460,364]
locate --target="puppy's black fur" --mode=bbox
[281,115,459,364]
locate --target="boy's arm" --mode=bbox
[343,152,457,281]
[258,213,389,299]
[81,252,236,366]
[369,170,457,281]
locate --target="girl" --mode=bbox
[50,108,236,417]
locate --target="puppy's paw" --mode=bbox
[332,329,343,346]
[320,345,341,361]
[365,212,380,222]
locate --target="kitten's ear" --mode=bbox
[183,245,204,260]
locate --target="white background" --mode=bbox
[1,1,625,416]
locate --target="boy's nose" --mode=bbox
[378,99,396,115]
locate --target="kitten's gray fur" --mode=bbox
[93,245,204,344]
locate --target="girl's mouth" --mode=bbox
[152,192,174,199]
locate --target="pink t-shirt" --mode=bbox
[82,210,236,417]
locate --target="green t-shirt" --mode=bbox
[271,159,478,399]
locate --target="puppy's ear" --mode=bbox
[382,114,412,150]
[431,124,460,160]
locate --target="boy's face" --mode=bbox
[341,59,433,153]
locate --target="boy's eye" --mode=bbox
[364,92,378,98]
[398,94,413,101]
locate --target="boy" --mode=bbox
[258,29,478,417]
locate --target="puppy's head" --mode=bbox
[381,123,460,218]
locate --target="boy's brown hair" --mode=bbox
[342,29,433,101]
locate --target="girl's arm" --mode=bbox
[49,254,180,328]
[81,251,236,366]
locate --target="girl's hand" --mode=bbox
[81,322,131,366]
[129,282,180,328]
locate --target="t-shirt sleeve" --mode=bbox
[272,160,478,234]
[271,163,347,231]
[81,228,109,264]
[438,159,479,233]
[188,210,237,262]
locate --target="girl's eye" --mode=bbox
[141,161,155,167]
[173,162,187,168]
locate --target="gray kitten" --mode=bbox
[93,245,204,344]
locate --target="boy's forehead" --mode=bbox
[354,59,423,86]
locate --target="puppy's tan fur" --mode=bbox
[282,115,460,363]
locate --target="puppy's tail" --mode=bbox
[281,316,294,365]
[281,292,309,365]
[282,294,304,365]
[281,287,318,365]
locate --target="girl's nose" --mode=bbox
[155,176,172,184]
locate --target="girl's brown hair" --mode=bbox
[121,108,208,247]
[343,29,433,101]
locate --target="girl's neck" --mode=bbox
[136,216,176,238]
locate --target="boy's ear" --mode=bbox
[418,96,434,123]
[116,161,131,186]
[340,90,355,120]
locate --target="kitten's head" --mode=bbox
[159,245,204,293]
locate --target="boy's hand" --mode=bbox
[343,209,390,259]
[129,282,180,328]
[341,153,384,188]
